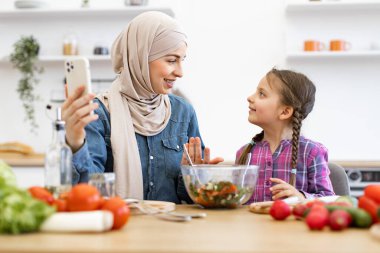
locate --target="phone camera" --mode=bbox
[67,68,70,73]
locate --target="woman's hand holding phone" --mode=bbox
[62,86,99,153]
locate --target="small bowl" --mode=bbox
[181,165,259,208]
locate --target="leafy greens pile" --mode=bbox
[0,160,55,234]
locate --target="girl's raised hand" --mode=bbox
[181,137,224,165]
[62,85,99,153]
[269,178,305,201]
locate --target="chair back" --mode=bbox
[328,162,350,196]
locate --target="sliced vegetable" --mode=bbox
[189,181,251,208]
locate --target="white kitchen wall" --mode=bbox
[1,0,379,162]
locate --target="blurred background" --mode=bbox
[0,0,379,166]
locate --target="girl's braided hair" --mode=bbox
[237,68,316,185]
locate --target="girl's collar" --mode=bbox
[257,138,292,146]
[257,136,305,146]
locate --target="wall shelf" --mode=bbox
[286,51,380,59]
[0,55,111,64]
[286,1,380,12]
[40,55,111,62]
[0,6,174,18]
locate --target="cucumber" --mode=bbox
[336,196,358,208]
[352,209,372,228]
[326,205,372,228]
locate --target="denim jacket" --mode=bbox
[72,94,204,204]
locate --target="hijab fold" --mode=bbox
[97,11,187,199]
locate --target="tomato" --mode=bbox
[66,183,102,211]
[220,184,237,195]
[59,191,69,200]
[28,186,55,205]
[364,185,380,204]
[305,200,325,208]
[102,197,130,230]
[53,198,68,212]
[99,197,106,207]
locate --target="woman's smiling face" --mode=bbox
[149,42,187,95]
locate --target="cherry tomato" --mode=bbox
[28,186,55,205]
[102,197,130,230]
[66,183,102,211]
[53,198,68,212]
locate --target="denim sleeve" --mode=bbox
[72,102,109,184]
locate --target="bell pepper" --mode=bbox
[364,185,380,204]
[359,194,379,223]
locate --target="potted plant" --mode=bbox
[10,35,44,134]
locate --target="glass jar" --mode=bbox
[89,173,116,198]
[63,33,78,56]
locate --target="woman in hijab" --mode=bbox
[62,11,222,203]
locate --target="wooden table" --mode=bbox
[0,205,378,253]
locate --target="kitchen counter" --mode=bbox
[0,152,44,167]
[0,205,378,253]
[332,160,380,168]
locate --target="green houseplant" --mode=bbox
[10,35,44,134]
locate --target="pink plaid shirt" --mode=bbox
[236,136,335,203]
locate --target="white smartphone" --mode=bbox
[64,57,92,97]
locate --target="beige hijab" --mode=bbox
[98,11,187,199]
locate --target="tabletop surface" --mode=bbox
[0,205,379,253]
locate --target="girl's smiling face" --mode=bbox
[149,42,187,95]
[247,75,287,128]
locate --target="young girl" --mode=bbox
[236,68,335,203]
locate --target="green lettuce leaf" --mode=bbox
[0,163,55,234]
[0,160,17,187]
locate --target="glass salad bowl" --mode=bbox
[181,165,259,208]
